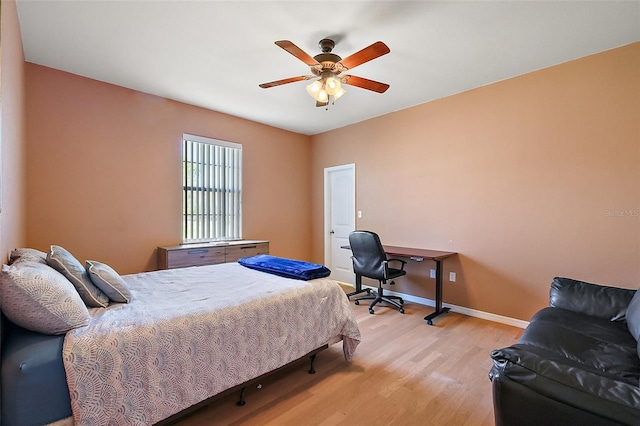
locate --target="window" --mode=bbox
[182,134,242,243]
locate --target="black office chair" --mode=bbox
[349,230,407,314]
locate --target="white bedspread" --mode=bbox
[62,263,360,425]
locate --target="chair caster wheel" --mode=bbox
[354,300,359,305]
[369,308,375,314]
[426,319,433,325]
[400,308,405,314]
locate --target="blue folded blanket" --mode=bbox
[238,255,331,280]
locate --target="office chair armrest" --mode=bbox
[387,258,407,271]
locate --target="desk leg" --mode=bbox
[424,259,450,325]
[346,274,371,300]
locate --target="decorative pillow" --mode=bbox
[626,288,640,343]
[86,260,131,303]
[9,248,48,265]
[0,262,91,334]
[46,245,109,308]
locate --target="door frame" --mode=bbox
[323,163,356,269]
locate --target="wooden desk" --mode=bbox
[342,245,456,325]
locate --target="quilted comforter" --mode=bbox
[62,262,360,425]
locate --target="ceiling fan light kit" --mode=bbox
[259,38,390,109]
[305,71,346,106]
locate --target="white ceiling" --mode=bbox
[16,1,640,136]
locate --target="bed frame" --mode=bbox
[157,344,330,425]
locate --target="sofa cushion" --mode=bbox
[549,277,636,321]
[46,245,109,308]
[519,307,640,385]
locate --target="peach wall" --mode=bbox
[25,65,312,273]
[0,0,27,261]
[311,43,640,321]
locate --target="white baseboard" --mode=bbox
[352,284,529,329]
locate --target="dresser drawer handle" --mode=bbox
[241,246,257,249]
[188,249,209,255]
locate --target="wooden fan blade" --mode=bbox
[259,76,314,89]
[338,41,390,70]
[341,75,389,93]
[275,40,320,67]
[316,101,328,108]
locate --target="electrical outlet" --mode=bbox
[429,269,436,279]
[358,211,362,218]
[449,272,456,282]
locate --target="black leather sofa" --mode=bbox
[489,277,640,426]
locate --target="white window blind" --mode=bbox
[182,134,242,243]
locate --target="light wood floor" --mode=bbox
[174,300,523,426]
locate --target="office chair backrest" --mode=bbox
[349,230,387,280]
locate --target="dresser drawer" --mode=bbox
[158,241,269,270]
[162,247,225,269]
[225,242,269,263]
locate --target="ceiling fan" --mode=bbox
[259,38,390,108]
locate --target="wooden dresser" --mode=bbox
[157,240,269,270]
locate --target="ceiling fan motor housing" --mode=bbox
[312,39,342,75]
[312,55,342,75]
[318,38,336,52]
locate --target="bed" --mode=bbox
[0,248,361,426]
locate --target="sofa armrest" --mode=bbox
[549,277,636,321]
[490,367,632,426]
[490,346,640,425]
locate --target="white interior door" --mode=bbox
[324,164,356,284]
